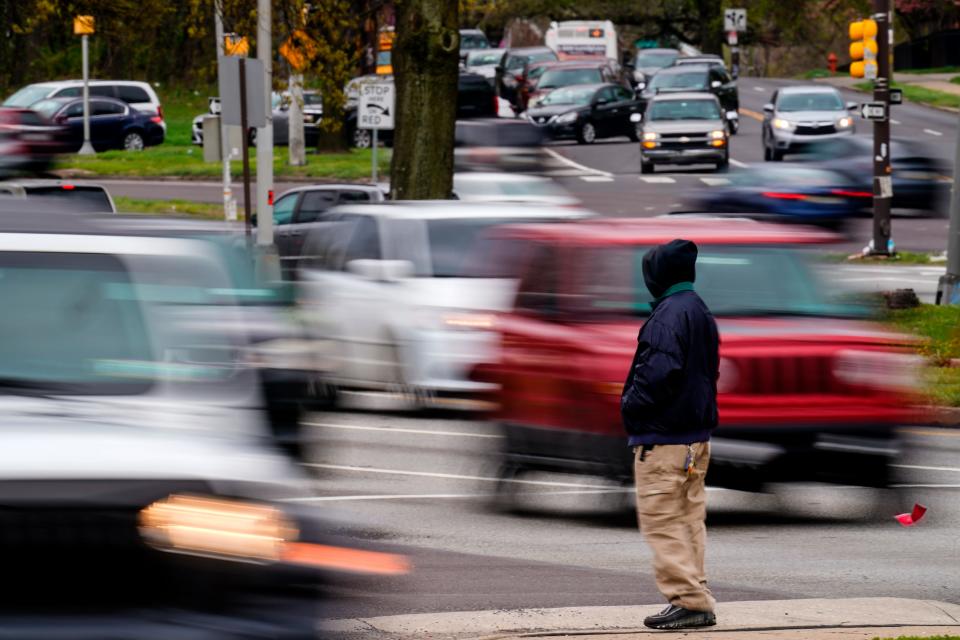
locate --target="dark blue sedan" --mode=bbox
[30,96,164,152]
[685,165,871,229]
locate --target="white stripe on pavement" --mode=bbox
[580,176,615,182]
[305,421,503,439]
[893,463,960,473]
[893,484,960,489]
[730,158,749,168]
[640,176,676,184]
[542,148,613,177]
[890,119,901,125]
[924,129,943,137]
[304,462,614,488]
[700,177,731,186]
[753,86,766,92]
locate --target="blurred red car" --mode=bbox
[0,107,67,175]
[473,218,923,496]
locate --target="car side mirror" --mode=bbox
[726,110,738,121]
[846,101,857,111]
[347,259,413,282]
[710,80,722,89]
[762,103,774,113]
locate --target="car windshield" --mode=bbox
[649,99,720,120]
[778,92,844,112]
[427,218,555,277]
[537,68,602,89]
[30,99,64,120]
[4,85,53,108]
[303,93,322,106]
[575,246,852,317]
[23,186,113,212]
[461,33,489,50]
[0,251,155,394]
[635,52,678,68]
[540,86,595,106]
[649,72,707,91]
[468,50,503,66]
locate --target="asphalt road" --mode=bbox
[306,406,960,620]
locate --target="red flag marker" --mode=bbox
[895,503,927,526]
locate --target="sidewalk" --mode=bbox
[816,73,960,98]
[321,598,960,640]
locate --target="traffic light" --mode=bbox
[849,19,878,79]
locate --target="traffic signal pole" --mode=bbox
[870,0,893,255]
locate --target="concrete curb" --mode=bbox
[320,598,960,639]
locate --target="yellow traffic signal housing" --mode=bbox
[849,19,878,79]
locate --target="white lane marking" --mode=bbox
[542,148,613,177]
[893,463,960,473]
[701,177,731,186]
[640,176,676,184]
[580,176,614,183]
[890,119,901,125]
[730,158,749,168]
[924,129,943,137]
[305,462,614,488]
[305,421,503,439]
[645,206,655,211]
[753,86,766,92]
[670,203,682,208]
[893,484,960,489]
[283,488,633,503]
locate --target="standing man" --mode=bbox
[621,239,720,631]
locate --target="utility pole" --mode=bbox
[870,0,893,255]
[214,6,237,221]
[256,0,274,248]
[289,73,306,166]
[936,111,960,305]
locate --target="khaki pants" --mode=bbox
[634,441,715,612]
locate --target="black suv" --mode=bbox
[638,64,739,134]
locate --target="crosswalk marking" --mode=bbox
[700,177,731,186]
[580,176,614,182]
[640,176,676,184]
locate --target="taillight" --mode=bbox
[157,104,164,121]
[761,192,807,201]
[831,189,872,198]
[61,184,75,190]
[150,116,163,124]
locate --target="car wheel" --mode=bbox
[727,117,739,135]
[772,148,785,161]
[627,121,642,142]
[716,153,730,172]
[352,127,372,149]
[123,131,145,151]
[577,121,597,145]
[763,143,772,161]
[640,161,654,174]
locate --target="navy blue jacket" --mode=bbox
[621,240,720,446]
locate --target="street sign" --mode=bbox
[724,8,747,32]
[860,102,886,120]
[890,88,903,105]
[74,15,95,35]
[279,29,318,72]
[224,33,249,57]
[359,82,395,130]
[218,56,266,128]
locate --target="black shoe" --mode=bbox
[644,604,717,630]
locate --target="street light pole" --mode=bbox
[870,0,892,254]
[256,0,274,248]
[936,111,960,305]
[78,34,95,155]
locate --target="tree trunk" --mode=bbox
[288,72,307,166]
[390,0,460,200]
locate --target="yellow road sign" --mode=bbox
[280,30,318,71]
[224,33,249,57]
[74,15,95,35]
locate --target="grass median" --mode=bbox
[54,88,390,180]
[884,304,960,407]
[854,80,960,110]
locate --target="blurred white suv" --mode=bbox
[297,202,590,408]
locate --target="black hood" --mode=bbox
[642,239,697,299]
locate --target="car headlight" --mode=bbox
[709,130,725,139]
[554,111,578,124]
[832,349,922,392]
[642,131,659,141]
[140,494,297,563]
[772,118,795,131]
[837,116,853,128]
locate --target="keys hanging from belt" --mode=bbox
[684,444,696,476]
